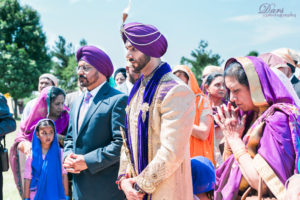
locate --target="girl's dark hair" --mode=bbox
[224,62,249,87]
[205,73,223,87]
[36,119,55,133]
[50,87,66,103]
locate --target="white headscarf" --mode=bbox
[271,68,300,107]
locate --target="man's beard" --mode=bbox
[78,72,99,88]
[128,74,138,84]
[131,54,151,73]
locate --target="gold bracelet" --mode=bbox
[233,148,248,161]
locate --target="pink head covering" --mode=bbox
[76,45,114,78]
[259,53,289,69]
[121,22,168,58]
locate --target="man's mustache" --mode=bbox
[79,75,87,79]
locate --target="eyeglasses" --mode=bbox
[77,65,94,73]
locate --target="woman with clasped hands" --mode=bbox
[214,57,300,200]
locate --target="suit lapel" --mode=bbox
[74,93,84,136]
[77,82,110,137]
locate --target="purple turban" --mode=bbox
[121,22,168,58]
[76,45,114,78]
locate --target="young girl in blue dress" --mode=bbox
[23,119,69,200]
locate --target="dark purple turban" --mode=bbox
[76,45,114,78]
[121,22,168,58]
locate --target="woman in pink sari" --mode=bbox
[214,56,300,199]
[9,86,69,196]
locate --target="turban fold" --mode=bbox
[121,22,168,58]
[76,45,114,78]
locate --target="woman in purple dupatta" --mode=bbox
[9,86,69,196]
[214,56,300,199]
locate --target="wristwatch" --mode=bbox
[133,183,145,194]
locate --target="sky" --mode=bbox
[20,0,300,72]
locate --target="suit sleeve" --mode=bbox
[84,94,128,174]
[0,94,16,136]
[63,107,74,161]
[135,85,195,193]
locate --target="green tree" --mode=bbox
[79,38,87,46]
[0,0,51,118]
[180,40,223,85]
[51,36,88,92]
[247,50,259,57]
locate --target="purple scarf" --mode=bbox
[214,56,300,199]
[125,63,171,198]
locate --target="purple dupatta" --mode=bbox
[214,56,300,200]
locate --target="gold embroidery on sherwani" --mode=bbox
[141,103,150,123]
[136,161,166,192]
[122,70,194,199]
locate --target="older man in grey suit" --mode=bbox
[63,46,127,200]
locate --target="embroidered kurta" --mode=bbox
[119,70,195,200]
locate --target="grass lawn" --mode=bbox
[3,120,21,200]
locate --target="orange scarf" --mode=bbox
[173,65,215,164]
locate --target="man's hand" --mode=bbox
[121,178,144,200]
[63,153,87,173]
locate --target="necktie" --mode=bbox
[78,92,92,131]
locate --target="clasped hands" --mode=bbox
[63,153,88,174]
[213,102,246,144]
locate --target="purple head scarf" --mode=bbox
[215,56,300,200]
[225,56,295,106]
[121,22,168,58]
[76,45,114,78]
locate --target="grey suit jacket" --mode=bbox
[63,82,127,200]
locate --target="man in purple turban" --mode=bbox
[63,45,127,200]
[117,22,195,200]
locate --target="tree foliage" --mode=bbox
[51,36,87,92]
[180,40,223,85]
[247,50,259,57]
[0,0,51,118]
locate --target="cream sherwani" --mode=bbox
[119,70,195,200]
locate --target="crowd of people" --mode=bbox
[0,20,300,200]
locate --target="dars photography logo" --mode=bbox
[258,3,296,18]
